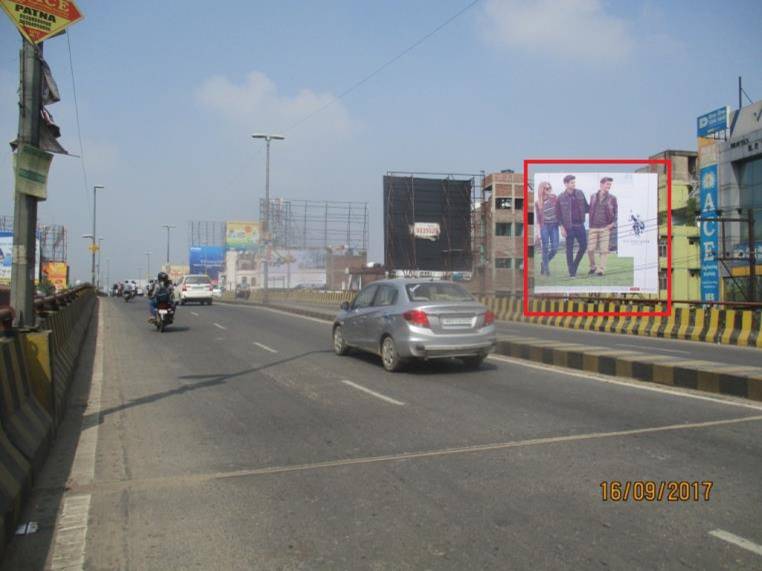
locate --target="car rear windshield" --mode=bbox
[185,276,211,284]
[405,283,473,302]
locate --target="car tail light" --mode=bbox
[403,309,430,328]
[483,311,495,326]
[182,285,187,292]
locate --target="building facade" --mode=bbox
[471,171,533,295]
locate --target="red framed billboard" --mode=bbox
[523,158,672,318]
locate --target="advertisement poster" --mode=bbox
[267,249,326,288]
[533,172,658,294]
[699,165,720,302]
[0,231,40,285]
[189,246,225,282]
[42,261,68,291]
[225,221,260,252]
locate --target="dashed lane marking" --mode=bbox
[709,529,762,557]
[341,380,406,406]
[253,342,278,353]
[213,322,227,330]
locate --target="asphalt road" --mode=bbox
[4,297,762,569]
[278,300,762,368]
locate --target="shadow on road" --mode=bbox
[342,351,499,375]
[84,350,332,424]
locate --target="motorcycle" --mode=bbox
[154,301,175,332]
[124,290,135,302]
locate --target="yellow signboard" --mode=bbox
[1,0,84,44]
[42,261,67,290]
[88,243,99,253]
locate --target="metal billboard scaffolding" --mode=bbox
[187,220,227,247]
[1,215,67,262]
[260,199,369,252]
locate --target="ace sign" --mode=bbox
[1,0,84,44]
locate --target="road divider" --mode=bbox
[221,291,762,348]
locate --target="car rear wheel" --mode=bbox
[461,355,487,370]
[333,325,349,356]
[381,336,404,372]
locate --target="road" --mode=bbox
[276,300,762,368]
[4,298,762,569]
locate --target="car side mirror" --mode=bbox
[340,301,350,311]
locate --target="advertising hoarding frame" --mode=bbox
[522,158,672,318]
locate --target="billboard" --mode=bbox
[189,246,224,282]
[384,176,472,271]
[0,231,40,285]
[533,172,658,294]
[697,107,729,137]
[163,264,190,284]
[699,164,720,301]
[42,261,68,291]
[226,221,260,252]
[267,249,326,288]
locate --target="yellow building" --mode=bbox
[646,150,701,301]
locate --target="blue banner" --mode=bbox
[699,165,720,301]
[697,107,728,137]
[189,246,225,282]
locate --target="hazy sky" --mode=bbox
[1,0,760,283]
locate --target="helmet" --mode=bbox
[157,272,169,282]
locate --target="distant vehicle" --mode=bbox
[175,274,213,305]
[235,283,251,299]
[136,287,145,296]
[332,279,496,372]
[212,286,223,299]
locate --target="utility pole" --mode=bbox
[162,224,176,266]
[145,251,151,282]
[91,185,104,285]
[251,133,285,303]
[10,39,43,328]
[105,258,110,293]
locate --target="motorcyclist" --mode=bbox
[148,272,174,322]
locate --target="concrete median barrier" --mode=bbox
[0,425,31,560]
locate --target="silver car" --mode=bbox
[332,279,497,372]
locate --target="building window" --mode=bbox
[528,246,534,258]
[739,155,762,241]
[514,199,524,210]
[658,238,667,258]
[659,270,667,291]
[495,222,511,236]
[496,198,512,209]
[515,223,524,236]
[516,258,524,270]
[495,258,512,269]
[527,212,534,225]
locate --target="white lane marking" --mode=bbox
[709,529,762,557]
[488,354,762,412]
[218,301,332,324]
[190,311,199,317]
[616,342,690,355]
[213,322,227,330]
[253,342,278,353]
[51,301,105,569]
[341,380,406,406]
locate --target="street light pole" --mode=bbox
[145,251,151,282]
[162,224,176,266]
[97,237,104,290]
[251,133,285,304]
[91,185,104,286]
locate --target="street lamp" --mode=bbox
[91,185,105,286]
[161,224,176,266]
[251,133,285,303]
[145,251,151,282]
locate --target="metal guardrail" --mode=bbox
[0,284,93,331]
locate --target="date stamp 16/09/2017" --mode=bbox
[600,481,713,502]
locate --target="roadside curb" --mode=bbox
[221,298,762,402]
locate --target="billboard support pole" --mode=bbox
[10,39,42,328]
[748,209,756,302]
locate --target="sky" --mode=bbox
[1,0,761,284]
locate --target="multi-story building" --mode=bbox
[471,171,533,295]
[641,150,701,301]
